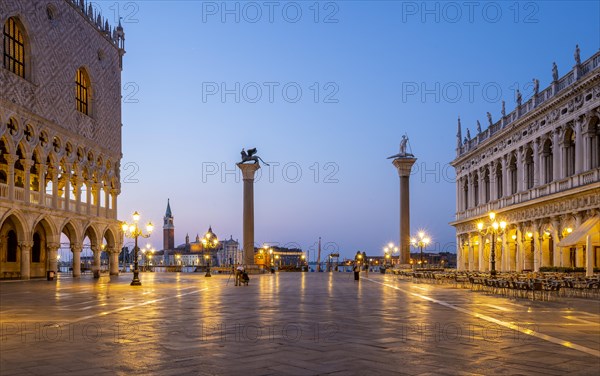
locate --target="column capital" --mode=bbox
[237,163,261,180]
[392,157,417,177]
[4,153,18,164]
[20,158,34,168]
[19,241,33,248]
[71,245,83,253]
[46,242,61,250]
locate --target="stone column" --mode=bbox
[516,227,524,272]
[93,183,101,217]
[51,166,59,209]
[552,128,561,181]
[47,242,60,274]
[20,242,32,280]
[37,164,46,206]
[72,245,82,277]
[6,154,16,200]
[551,218,561,267]
[73,177,82,214]
[532,139,539,187]
[108,248,120,276]
[104,185,110,218]
[110,189,119,219]
[237,163,260,266]
[501,156,508,199]
[21,159,33,204]
[501,234,509,272]
[467,235,474,270]
[91,245,101,278]
[478,239,485,272]
[86,180,92,215]
[575,118,583,174]
[456,236,463,271]
[516,148,523,193]
[533,231,541,272]
[392,157,417,264]
[586,235,593,277]
[63,164,72,211]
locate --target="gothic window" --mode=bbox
[564,128,575,177]
[542,138,553,183]
[76,68,90,115]
[3,17,25,78]
[32,233,41,263]
[7,230,17,262]
[495,163,503,199]
[525,147,534,189]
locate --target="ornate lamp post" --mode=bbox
[410,231,430,269]
[202,227,218,277]
[477,212,507,277]
[121,211,153,286]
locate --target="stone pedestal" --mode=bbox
[237,163,260,267]
[392,157,417,265]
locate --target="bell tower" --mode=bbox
[163,199,175,250]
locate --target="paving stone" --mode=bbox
[1,273,599,375]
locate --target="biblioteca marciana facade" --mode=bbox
[452,47,600,276]
[0,0,125,279]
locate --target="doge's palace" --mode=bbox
[451,47,600,275]
[0,0,125,279]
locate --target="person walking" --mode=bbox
[353,261,360,281]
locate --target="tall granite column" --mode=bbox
[392,156,417,264]
[237,163,260,266]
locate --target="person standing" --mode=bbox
[353,261,360,281]
[235,264,244,286]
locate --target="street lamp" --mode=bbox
[202,227,218,277]
[121,211,153,286]
[477,212,507,277]
[410,231,430,269]
[384,242,399,266]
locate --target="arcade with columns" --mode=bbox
[451,48,600,274]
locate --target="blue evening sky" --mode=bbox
[99,1,599,259]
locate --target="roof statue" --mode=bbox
[533,78,539,95]
[501,100,506,117]
[574,44,581,65]
[456,116,462,147]
[486,111,493,126]
[516,90,522,107]
[240,148,269,166]
[466,128,471,140]
[476,120,482,134]
[387,134,414,159]
[552,62,559,81]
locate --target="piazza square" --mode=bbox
[1,1,599,375]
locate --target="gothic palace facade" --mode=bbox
[452,48,600,274]
[0,0,125,279]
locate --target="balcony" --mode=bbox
[0,183,116,219]
[455,168,600,221]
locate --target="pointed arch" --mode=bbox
[83,224,100,248]
[60,220,81,247]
